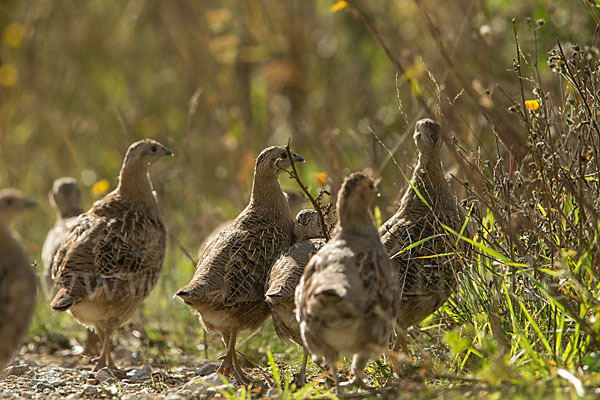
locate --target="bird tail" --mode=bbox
[50,288,75,311]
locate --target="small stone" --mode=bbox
[197,362,219,376]
[181,380,208,395]
[125,365,152,382]
[95,367,116,383]
[165,394,186,400]
[202,372,228,385]
[82,385,99,396]
[4,364,30,376]
[35,382,56,392]
[104,384,119,396]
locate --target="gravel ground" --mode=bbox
[0,352,259,399]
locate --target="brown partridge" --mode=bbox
[0,189,37,369]
[265,209,326,384]
[42,177,102,355]
[51,139,172,372]
[379,119,468,351]
[176,146,304,383]
[295,172,399,392]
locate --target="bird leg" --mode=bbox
[294,350,308,386]
[216,331,234,378]
[91,325,106,370]
[230,335,252,384]
[392,331,409,354]
[83,329,101,356]
[389,331,409,373]
[340,354,368,389]
[92,326,121,376]
[331,365,341,396]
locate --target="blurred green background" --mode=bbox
[1,0,598,385]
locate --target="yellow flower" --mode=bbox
[316,172,327,186]
[0,64,17,87]
[91,179,110,197]
[3,23,25,48]
[330,1,348,12]
[525,99,539,111]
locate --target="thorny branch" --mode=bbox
[285,139,331,241]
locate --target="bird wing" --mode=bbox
[51,200,165,309]
[381,213,461,297]
[181,221,292,307]
[266,238,324,300]
[222,225,289,306]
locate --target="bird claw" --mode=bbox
[91,357,105,371]
[216,359,233,378]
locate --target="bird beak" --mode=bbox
[293,153,304,162]
[163,147,174,157]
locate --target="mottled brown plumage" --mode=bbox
[42,177,101,355]
[197,190,307,259]
[266,209,326,383]
[0,189,37,369]
[295,172,399,392]
[176,146,304,383]
[50,139,172,371]
[379,119,467,344]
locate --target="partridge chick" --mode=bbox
[265,209,326,384]
[379,119,467,351]
[42,177,102,355]
[0,189,37,369]
[176,146,304,383]
[51,139,172,371]
[42,178,83,287]
[295,172,399,392]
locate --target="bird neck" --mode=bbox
[0,224,29,265]
[249,172,291,220]
[337,206,378,238]
[400,152,451,213]
[117,160,156,208]
[59,206,83,220]
[413,153,446,193]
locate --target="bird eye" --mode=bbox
[281,152,287,159]
[151,145,158,153]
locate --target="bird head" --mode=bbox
[50,177,81,218]
[123,139,173,168]
[254,146,304,177]
[413,118,442,154]
[0,189,37,226]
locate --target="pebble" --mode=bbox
[95,367,116,383]
[104,384,119,396]
[197,361,220,376]
[125,365,152,382]
[81,384,99,396]
[35,382,56,392]
[4,364,30,376]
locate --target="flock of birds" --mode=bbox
[0,118,467,393]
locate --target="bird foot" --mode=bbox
[91,356,106,371]
[216,358,233,378]
[292,372,306,387]
[91,357,118,373]
[233,368,253,385]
